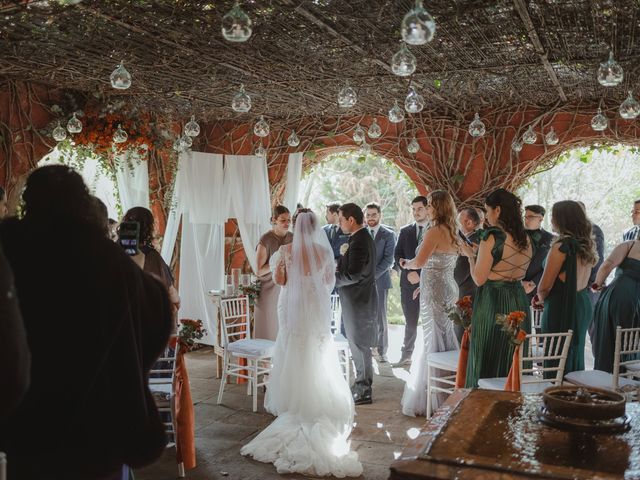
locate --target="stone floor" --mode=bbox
[136,325,425,480]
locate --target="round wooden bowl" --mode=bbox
[542,386,626,421]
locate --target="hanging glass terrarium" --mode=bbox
[544,127,559,145]
[66,112,82,134]
[110,61,132,90]
[404,86,424,113]
[367,118,382,139]
[522,125,537,144]
[184,115,200,137]
[401,0,436,45]
[232,84,252,113]
[407,137,420,154]
[511,138,523,153]
[391,43,417,77]
[222,2,252,42]
[597,51,624,87]
[287,130,300,147]
[388,100,405,123]
[113,124,128,144]
[253,115,270,137]
[338,81,357,108]
[353,124,365,144]
[619,91,640,119]
[52,121,67,142]
[468,113,485,137]
[591,108,608,131]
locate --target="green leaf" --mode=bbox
[451,173,465,184]
[434,79,442,89]
[327,131,336,138]
[305,151,316,160]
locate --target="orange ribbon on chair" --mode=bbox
[455,328,471,388]
[175,347,196,470]
[504,330,527,392]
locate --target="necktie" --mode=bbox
[417,225,424,244]
[331,225,336,240]
[370,228,375,238]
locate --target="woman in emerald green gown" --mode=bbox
[461,189,533,388]
[533,201,597,374]
[591,239,640,372]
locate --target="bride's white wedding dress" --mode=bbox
[241,213,362,478]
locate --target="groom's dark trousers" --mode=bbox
[336,227,378,398]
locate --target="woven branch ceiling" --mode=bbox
[1,0,639,122]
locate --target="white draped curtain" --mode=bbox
[283,152,303,213]
[115,157,150,212]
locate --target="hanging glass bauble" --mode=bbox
[52,121,67,142]
[338,81,357,108]
[597,51,624,87]
[404,86,424,113]
[388,101,405,123]
[232,84,252,113]
[468,112,485,137]
[619,90,640,119]
[253,115,270,137]
[110,61,132,90]
[353,124,365,144]
[401,0,436,46]
[179,134,193,149]
[523,125,537,144]
[367,118,382,139]
[173,138,184,152]
[255,144,266,158]
[221,2,252,43]
[287,130,300,147]
[511,138,523,153]
[360,140,372,155]
[66,112,82,134]
[544,127,559,145]
[184,115,200,137]
[407,137,420,154]
[113,124,128,144]
[391,43,417,77]
[591,108,608,131]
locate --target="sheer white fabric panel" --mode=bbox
[115,157,150,212]
[224,155,272,272]
[283,152,303,213]
[160,153,185,264]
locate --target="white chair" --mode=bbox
[217,296,275,412]
[565,326,640,390]
[330,293,351,384]
[530,306,543,335]
[148,335,184,477]
[426,349,460,418]
[478,330,573,393]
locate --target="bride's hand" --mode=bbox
[459,242,477,258]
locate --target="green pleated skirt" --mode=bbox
[465,280,530,388]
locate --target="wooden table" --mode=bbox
[390,389,640,479]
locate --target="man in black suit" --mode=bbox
[522,205,554,300]
[392,195,429,367]
[364,202,396,363]
[623,199,640,241]
[336,202,378,405]
[323,201,349,260]
[453,207,481,342]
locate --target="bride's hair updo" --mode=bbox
[293,208,316,228]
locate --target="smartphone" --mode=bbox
[458,230,474,246]
[118,221,140,256]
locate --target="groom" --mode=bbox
[335,203,378,405]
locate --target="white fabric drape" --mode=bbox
[224,155,272,272]
[115,157,150,212]
[282,152,303,213]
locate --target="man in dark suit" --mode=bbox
[522,205,554,300]
[453,207,482,342]
[364,202,396,363]
[623,199,640,241]
[323,201,349,259]
[392,195,429,367]
[336,202,378,405]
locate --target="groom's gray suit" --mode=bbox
[335,227,378,401]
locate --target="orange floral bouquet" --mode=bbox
[495,310,527,345]
[444,295,473,330]
[178,319,207,350]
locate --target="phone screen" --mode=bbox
[118,221,140,256]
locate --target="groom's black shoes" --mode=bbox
[353,390,372,405]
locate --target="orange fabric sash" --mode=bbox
[504,330,527,392]
[175,348,196,470]
[455,328,470,388]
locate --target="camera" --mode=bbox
[118,221,140,256]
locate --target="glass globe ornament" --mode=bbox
[404,86,424,113]
[232,84,251,113]
[360,140,372,155]
[597,51,624,87]
[52,121,67,142]
[522,125,537,144]
[179,134,193,149]
[287,130,300,147]
[619,90,640,120]
[184,115,200,137]
[511,138,523,153]
[544,127,559,145]
[112,124,128,144]
[338,81,357,108]
[591,108,608,131]
[66,112,82,134]
[388,101,405,123]
[367,118,382,139]
[173,137,187,153]
[255,144,267,158]
[110,61,132,90]
[401,0,436,46]
[391,43,417,77]
[353,124,365,144]
[407,137,420,154]
[221,2,252,43]
[468,112,485,138]
[253,115,270,137]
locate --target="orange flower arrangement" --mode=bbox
[178,319,207,350]
[445,295,473,330]
[496,310,527,345]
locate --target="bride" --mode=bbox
[241,209,362,477]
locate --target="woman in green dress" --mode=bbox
[591,238,640,372]
[461,189,533,388]
[533,201,597,374]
